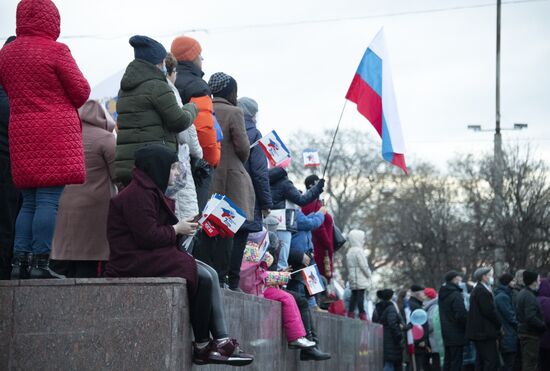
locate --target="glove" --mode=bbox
[317,178,326,191]
[190,157,211,187]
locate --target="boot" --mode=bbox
[347,311,355,319]
[359,312,368,322]
[11,252,32,279]
[300,330,331,361]
[29,254,65,279]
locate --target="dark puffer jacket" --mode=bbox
[373,301,404,363]
[466,283,501,341]
[516,287,546,337]
[242,116,272,232]
[115,59,196,184]
[494,283,518,353]
[0,85,8,157]
[268,167,324,210]
[438,282,468,346]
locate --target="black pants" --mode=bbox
[443,345,463,371]
[349,289,366,314]
[190,260,229,343]
[227,230,249,289]
[409,351,427,371]
[0,155,21,279]
[193,232,233,286]
[473,340,499,371]
[50,260,105,278]
[194,169,213,213]
[499,352,515,371]
[519,335,539,371]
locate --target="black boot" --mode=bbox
[11,252,32,279]
[300,330,331,361]
[29,254,65,279]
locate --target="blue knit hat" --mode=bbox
[129,35,167,65]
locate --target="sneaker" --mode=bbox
[288,337,316,349]
[192,341,212,365]
[208,338,254,366]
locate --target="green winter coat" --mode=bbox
[115,59,197,184]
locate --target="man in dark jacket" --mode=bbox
[268,167,324,270]
[466,267,501,371]
[516,270,545,371]
[438,271,468,371]
[0,36,20,280]
[171,36,219,211]
[225,97,273,290]
[494,273,518,370]
[409,284,428,371]
[115,35,197,185]
[373,289,404,370]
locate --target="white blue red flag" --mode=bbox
[302,149,320,168]
[199,194,247,238]
[404,299,415,355]
[300,265,325,296]
[257,130,291,167]
[346,28,407,174]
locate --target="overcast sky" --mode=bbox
[1,0,549,170]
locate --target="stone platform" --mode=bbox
[0,278,382,370]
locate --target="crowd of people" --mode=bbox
[371,268,550,371]
[0,0,339,366]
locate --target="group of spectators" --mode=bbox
[0,0,339,366]
[373,267,550,371]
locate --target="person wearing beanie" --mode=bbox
[0,35,19,280]
[105,144,254,366]
[0,0,91,279]
[409,284,429,370]
[516,270,545,371]
[193,72,255,288]
[438,270,468,371]
[345,229,371,321]
[372,288,404,370]
[423,288,444,370]
[466,267,501,370]
[224,97,273,291]
[171,36,220,211]
[494,273,519,370]
[115,35,197,186]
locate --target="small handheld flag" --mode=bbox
[346,28,407,174]
[257,130,291,167]
[303,149,321,168]
[297,265,326,296]
[199,194,247,238]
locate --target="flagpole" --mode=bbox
[322,100,348,178]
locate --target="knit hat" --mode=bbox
[498,273,514,286]
[305,174,320,190]
[523,271,539,287]
[238,97,258,119]
[424,288,437,299]
[410,284,424,293]
[444,270,462,282]
[171,36,202,62]
[208,72,232,95]
[129,35,167,65]
[473,267,492,282]
[378,289,394,301]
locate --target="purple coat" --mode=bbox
[538,279,550,349]
[105,169,198,296]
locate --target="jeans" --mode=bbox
[276,230,291,270]
[14,187,64,255]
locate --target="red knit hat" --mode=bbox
[424,288,437,299]
[171,36,202,62]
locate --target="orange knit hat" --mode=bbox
[171,36,202,62]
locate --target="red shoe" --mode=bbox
[192,341,212,365]
[208,338,254,366]
[359,312,369,322]
[347,311,355,319]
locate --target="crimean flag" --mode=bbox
[346,28,407,174]
[404,299,415,355]
[302,149,321,168]
[257,130,291,167]
[299,265,326,296]
[199,194,247,238]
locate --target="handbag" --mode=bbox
[333,224,346,252]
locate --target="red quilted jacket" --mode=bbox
[0,0,90,189]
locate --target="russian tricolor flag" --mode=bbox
[346,29,407,174]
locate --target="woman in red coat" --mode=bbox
[0,0,91,279]
[105,144,254,367]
